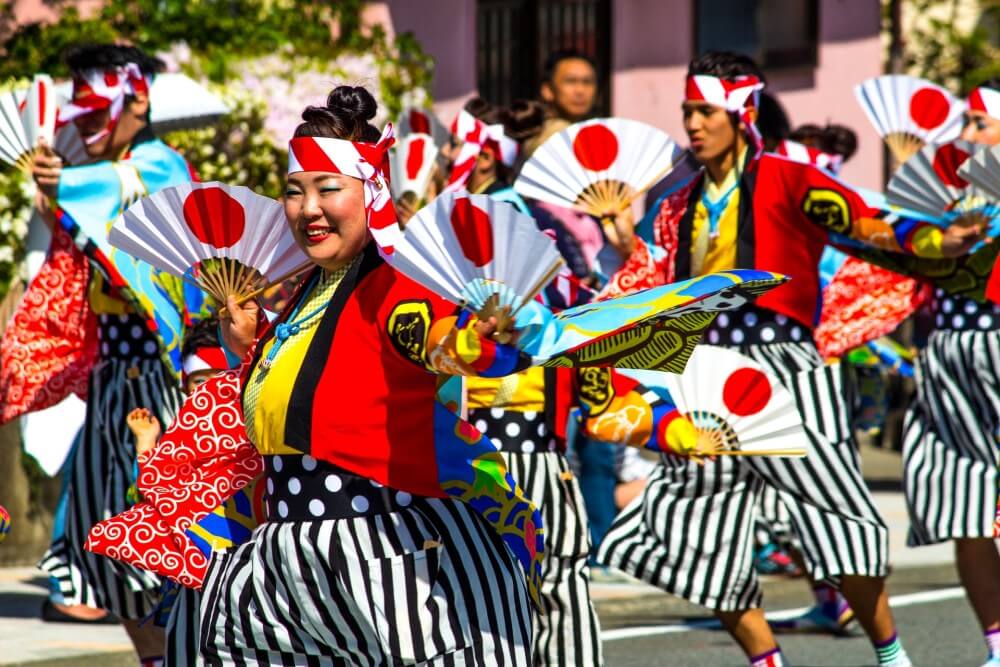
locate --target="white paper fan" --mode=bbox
[958,144,1000,201]
[624,347,808,457]
[0,74,57,172]
[51,122,90,166]
[389,132,439,204]
[854,75,964,163]
[887,140,996,222]
[515,118,683,218]
[397,106,450,148]
[110,182,310,303]
[385,191,564,337]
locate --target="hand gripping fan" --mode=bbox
[959,143,1000,201]
[887,140,999,228]
[389,132,439,207]
[854,75,964,164]
[626,347,808,457]
[515,118,684,218]
[386,191,565,339]
[109,182,311,305]
[0,74,56,173]
[397,106,450,147]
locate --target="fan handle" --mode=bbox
[218,262,312,318]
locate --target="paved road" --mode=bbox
[597,564,984,666]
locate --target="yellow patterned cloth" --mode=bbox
[466,367,547,412]
[244,263,352,455]
[691,168,740,277]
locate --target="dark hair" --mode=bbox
[790,123,858,162]
[181,317,222,360]
[756,91,790,151]
[65,43,163,78]
[542,49,598,83]
[687,50,766,84]
[294,85,381,142]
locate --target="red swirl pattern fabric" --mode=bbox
[85,372,264,588]
[0,226,97,424]
[814,257,927,358]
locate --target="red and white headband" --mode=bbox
[182,346,229,378]
[967,86,1000,121]
[445,109,519,192]
[685,74,765,158]
[287,123,401,254]
[59,63,152,145]
[774,139,843,175]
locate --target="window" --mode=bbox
[695,0,819,69]
[477,0,612,113]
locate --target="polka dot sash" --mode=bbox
[97,313,161,360]
[702,305,809,347]
[468,408,558,454]
[264,454,414,522]
[931,289,1000,331]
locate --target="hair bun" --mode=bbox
[327,86,377,124]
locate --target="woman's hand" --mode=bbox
[31,141,62,198]
[33,188,57,231]
[395,193,418,228]
[126,408,161,457]
[474,314,519,345]
[220,295,260,360]
[940,218,988,257]
[602,206,636,259]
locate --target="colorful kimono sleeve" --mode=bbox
[788,161,947,257]
[573,368,698,456]
[425,306,533,377]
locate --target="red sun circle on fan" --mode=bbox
[573,124,619,171]
[909,87,952,131]
[406,137,426,180]
[450,197,494,267]
[931,143,970,188]
[183,187,246,248]
[722,367,772,417]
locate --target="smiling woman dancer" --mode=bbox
[200,85,536,665]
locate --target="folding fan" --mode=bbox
[397,106,450,147]
[0,504,9,542]
[0,74,56,173]
[389,132,439,206]
[515,118,684,218]
[958,143,1000,201]
[385,191,565,339]
[623,347,808,457]
[51,122,90,166]
[854,75,964,163]
[887,140,998,227]
[109,182,311,305]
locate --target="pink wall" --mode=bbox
[355,1,884,190]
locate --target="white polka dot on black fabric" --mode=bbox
[952,315,965,328]
[277,500,289,518]
[396,491,411,507]
[118,314,130,324]
[101,342,110,355]
[130,325,143,338]
[523,410,537,420]
[351,496,369,513]
[107,326,119,340]
[490,437,502,449]
[942,299,954,313]
[717,313,729,327]
[731,329,745,344]
[964,300,978,315]
[370,479,383,488]
[743,312,758,326]
[475,419,488,432]
[287,477,301,495]
[118,341,130,355]
[935,314,945,328]
[791,327,803,341]
[521,440,536,453]
[308,499,325,517]
[272,457,284,472]
[490,408,505,419]
[537,422,547,437]
[143,341,158,355]
[707,330,721,344]
[301,455,317,471]
[979,315,994,329]
[324,474,341,492]
[505,421,521,438]
[266,478,275,495]
[775,314,788,325]
[760,326,776,342]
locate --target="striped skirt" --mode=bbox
[199,497,533,666]
[39,355,181,618]
[597,341,888,611]
[903,328,1000,545]
[503,451,603,667]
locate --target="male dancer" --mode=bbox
[901,79,1000,667]
[596,51,983,667]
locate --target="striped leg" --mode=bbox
[39,358,181,618]
[903,329,1000,545]
[599,342,888,610]
[200,498,533,666]
[504,452,603,667]
[166,587,202,667]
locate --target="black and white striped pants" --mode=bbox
[903,328,1000,545]
[503,451,603,667]
[166,586,202,666]
[597,342,888,611]
[199,497,533,666]
[39,357,180,618]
